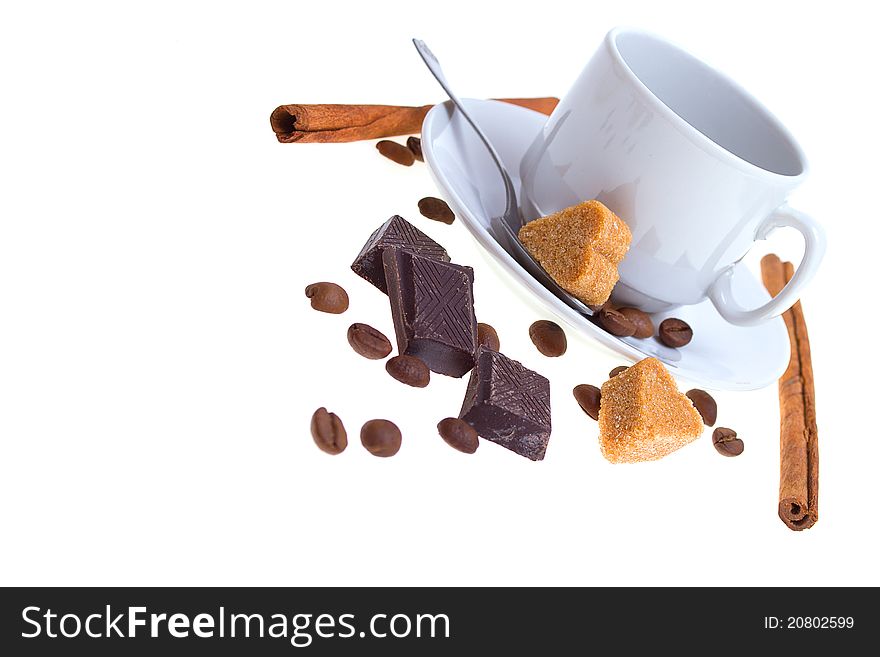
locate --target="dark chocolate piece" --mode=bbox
[351,215,450,293]
[383,248,477,378]
[459,347,551,460]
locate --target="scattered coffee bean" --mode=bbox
[406,136,423,161]
[658,318,693,348]
[437,417,479,454]
[619,307,654,339]
[609,365,629,378]
[477,322,500,351]
[347,323,392,359]
[310,407,347,455]
[597,307,636,337]
[686,389,717,426]
[385,354,430,388]
[418,197,455,225]
[712,427,744,457]
[573,384,601,420]
[529,320,567,356]
[361,419,402,457]
[376,140,415,166]
[304,281,349,314]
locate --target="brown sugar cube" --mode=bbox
[518,200,632,306]
[598,357,703,463]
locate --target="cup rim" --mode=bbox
[605,27,808,181]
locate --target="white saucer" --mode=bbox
[421,99,790,391]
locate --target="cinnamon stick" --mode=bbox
[269,97,559,143]
[760,254,819,531]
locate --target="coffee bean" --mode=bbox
[477,322,500,351]
[347,323,392,359]
[437,417,479,454]
[385,354,430,388]
[597,307,636,337]
[618,307,654,339]
[573,384,601,420]
[686,389,717,426]
[609,365,629,378]
[304,281,349,314]
[361,419,402,457]
[376,140,415,166]
[310,407,347,455]
[712,427,743,457]
[418,197,455,224]
[407,136,423,161]
[658,318,693,348]
[529,320,567,356]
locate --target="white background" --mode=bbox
[1,0,878,586]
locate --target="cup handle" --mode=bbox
[707,204,826,326]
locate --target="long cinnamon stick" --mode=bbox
[760,254,819,531]
[269,97,559,143]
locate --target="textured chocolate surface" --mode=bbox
[351,215,450,293]
[459,347,551,460]
[383,248,477,378]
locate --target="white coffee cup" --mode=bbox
[520,27,825,326]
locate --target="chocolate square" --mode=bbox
[383,248,477,378]
[351,215,450,293]
[459,347,551,460]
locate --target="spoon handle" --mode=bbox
[412,38,518,220]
